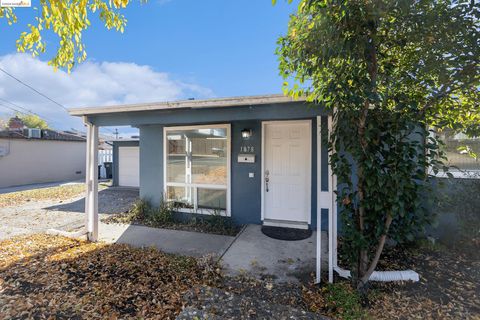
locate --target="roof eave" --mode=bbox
[68,94,307,117]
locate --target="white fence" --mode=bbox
[98,149,113,179]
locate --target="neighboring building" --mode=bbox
[0,128,86,188]
[7,116,25,130]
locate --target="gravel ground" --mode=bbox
[0,187,138,240]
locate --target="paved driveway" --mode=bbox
[0,187,139,240]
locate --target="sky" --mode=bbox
[0,0,298,136]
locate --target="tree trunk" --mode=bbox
[357,213,393,289]
[356,103,370,280]
[355,20,379,289]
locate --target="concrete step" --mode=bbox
[177,285,328,320]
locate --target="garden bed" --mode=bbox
[102,199,242,236]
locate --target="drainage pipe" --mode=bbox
[333,266,420,282]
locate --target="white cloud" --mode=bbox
[0,53,214,133]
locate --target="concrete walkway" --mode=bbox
[95,223,326,282]
[99,223,236,258]
[89,223,326,282]
[221,225,328,282]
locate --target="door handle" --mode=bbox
[265,170,270,192]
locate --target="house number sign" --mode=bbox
[240,145,255,153]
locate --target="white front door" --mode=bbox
[263,120,311,225]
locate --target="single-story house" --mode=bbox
[69,94,341,282]
[0,128,86,188]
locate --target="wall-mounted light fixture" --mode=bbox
[241,128,253,139]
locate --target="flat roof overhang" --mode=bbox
[69,94,306,117]
[68,94,327,127]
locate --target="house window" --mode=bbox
[164,124,230,215]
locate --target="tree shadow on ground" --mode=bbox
[45,188,139,215]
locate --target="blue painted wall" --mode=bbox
[91,101,332,230]
[139,125,164,206]
[231,120,262,224]
[87,101,327,127]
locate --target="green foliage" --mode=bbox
[17,114,49,129]
[106,198,240,236]
[146,198,175,225]
[277,0,479,288]
[0,7,17,25]
[333,110,444,271]
[1,0,133,71]
[320,282,368,320]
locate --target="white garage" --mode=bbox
[118,146,140,187]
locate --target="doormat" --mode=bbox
[261,226,312,241]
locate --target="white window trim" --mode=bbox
[163,124,231,216]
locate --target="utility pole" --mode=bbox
[114,128,119,140]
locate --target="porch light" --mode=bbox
[241,128,253,139]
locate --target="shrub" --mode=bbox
[146,198,174,225]
[303,282,368,320]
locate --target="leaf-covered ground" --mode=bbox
[0,234,221,319]
[302,239,480,319]
[368,240,480,319]
[0,235,478,319]
[0,184,90,208]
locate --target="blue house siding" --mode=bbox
[231,120,262,224]
[89,101,331,230]
[86,102,326,127]
[139,125,164,206]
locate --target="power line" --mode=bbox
[0,102,31,116]
[0,67,69,112]
[0,97,57,124]
[0,67,120,137]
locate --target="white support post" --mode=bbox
[316,116,322,284]
[85,122,99,241]
[332,173,338,268]
[327,115,334,283]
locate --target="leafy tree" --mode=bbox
[17,114,49,129]
[0,0,132,71]
[277,0,479,290]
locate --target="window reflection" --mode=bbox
[166,126,228,212]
